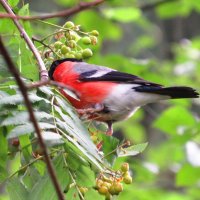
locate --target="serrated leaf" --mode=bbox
[41,131,64,146]
[33,160,46,176]
[0,90,9,98]
[60,129,103,170]
[0,93,49,105]
[119,142,148,157]
[1,111,53,126]
[84,188,104,200]
[21,167,41,190]
[102,134,119,165]
[7,177,28,200]
[55,96,102,163]
[0,127,8,183]
[76,166,95,187]
[65,187,79,200]
[29,155,70,200]
[7,122,56,139]
[38,86,54,96]
[19,134,32,163]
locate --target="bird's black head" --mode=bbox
[48,58,82,80]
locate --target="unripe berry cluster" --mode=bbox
[95,163,132,199]
[42,21,99,66]
[79,186,88,197]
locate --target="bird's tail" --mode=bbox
[135,86,199,99]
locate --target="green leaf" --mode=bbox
[102,134,119,165]
[0,93,49,105]
[33,160,46,176]
[119,142,148,157]
[28,155,70,200]
[7,122,56,138]
[19,134,32,163]
[22,166,42,189]
[176,164,200,186]
[18,4,32,36]
[8,0,19,7]
[103,7,141,22]
[1,111,53,126]
[7,177,28,200]
[54,96,103,167]
[76,166,95,187]
[41,131,64,146]
[156,1,184,18]
[153,106,196,135]
[84,188,104,200]
[0,127,8,182]
[65,187,79,200]
[74,10,121,40]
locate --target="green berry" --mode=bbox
[66,53,75,58]
[123,175,132,184]
[91,135,98,144]
[64,21,74,29]
[114,183,123,194]
[121,162,129,172]
[82,36,91,45]
[122,171,130,177]
[90,36,98,45]
[75,52,82,60]
[91,30,99,36]
[79,187,88,195]
[82,48,93,58]
[98,186,108,195]
[102,182,111,189]
[109,183,123,195]
[54,41,62,49]
[108,185,116,195]
[96,179,103,189]
[61,45,70,54]
[67,40,76,48]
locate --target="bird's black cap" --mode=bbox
[48,58,82,80]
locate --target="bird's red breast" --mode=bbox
[52,61,116,109]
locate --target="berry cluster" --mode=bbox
[95,163,132,199]
[42,21,99,66]
[79,186,88,197]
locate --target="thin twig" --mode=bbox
[62,154,85,200]
[0,0,179,22]
[32,36,61,58]
[0,0,48,81]
[5,149,60,182]
[0,0,105,20]
[0,37,64,200]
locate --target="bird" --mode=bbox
[49,58,199,135]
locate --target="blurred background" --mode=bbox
[2,0,200,199]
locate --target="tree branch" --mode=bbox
[0,0,48,81]
[0,0,105,20]
[0,37,64,200]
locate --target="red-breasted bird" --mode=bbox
[49,58,199,135]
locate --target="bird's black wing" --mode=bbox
[79,70,162,87]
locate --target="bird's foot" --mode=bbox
[106,121,113,136]
[76,103,104,116]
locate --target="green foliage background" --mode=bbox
[0,0,200,200]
